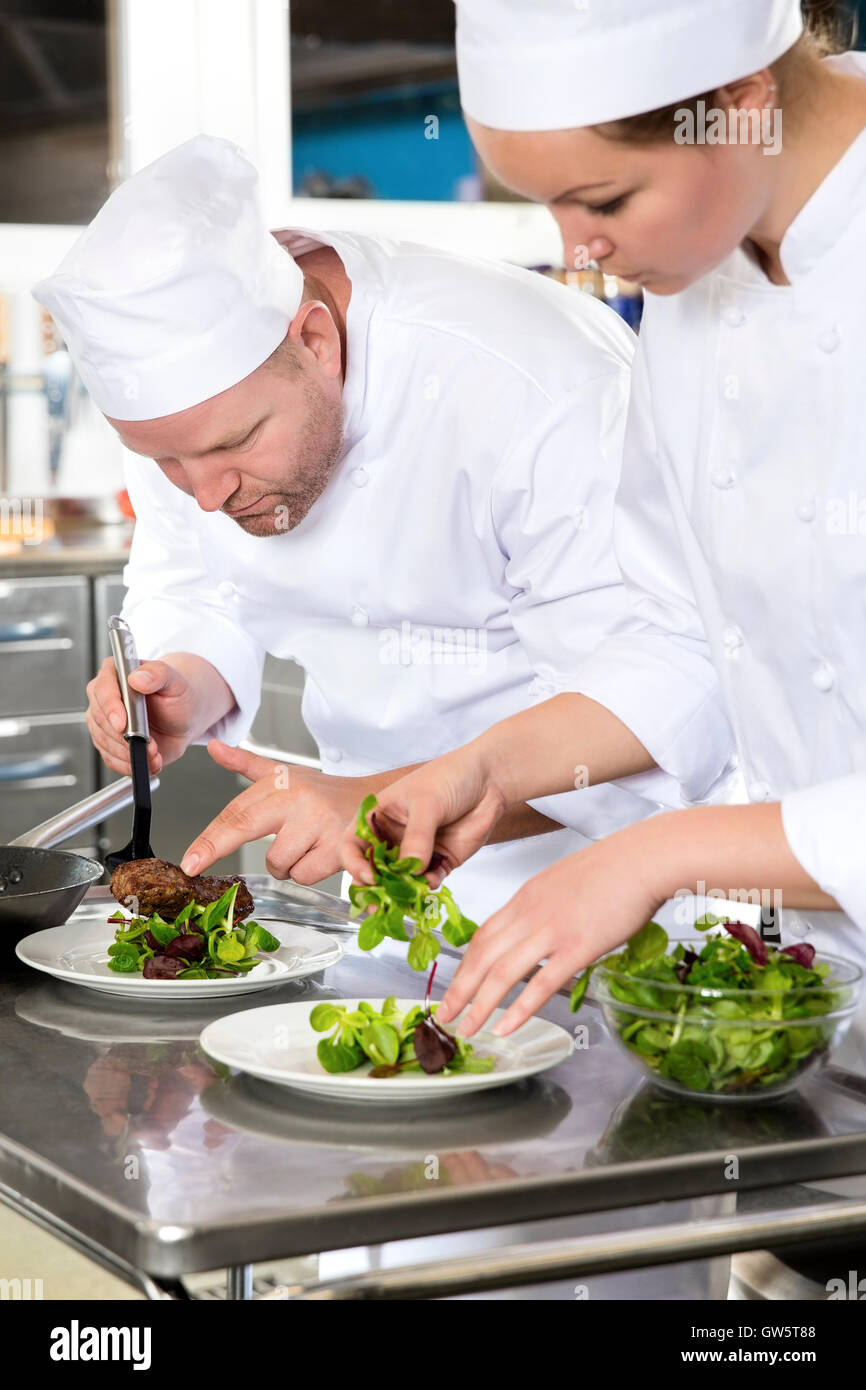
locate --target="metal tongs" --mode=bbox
[104,615,155,870]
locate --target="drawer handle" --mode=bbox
[0,752,65,781]
[0,638,73,654]
[0,619,59,642]
[0,774,77,793]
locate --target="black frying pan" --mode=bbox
[0,777,156,955]
[0,845,102,937]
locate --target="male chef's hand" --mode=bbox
[435,820,667,1039]
[340,744,509,888]
[180,741,381,884]
[85,655,201,776]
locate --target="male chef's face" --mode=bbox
[466,79,775,295]
[108,304,344,537]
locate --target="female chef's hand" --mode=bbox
[180,741,383,883]
[85,655,200,776]
[436,819,669,1039]
[340,744,510,887]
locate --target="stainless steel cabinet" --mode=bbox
[240,655,342,893]
[0,575,90,716]
[0,567,330,877]
[0,711,94,843]
[92,573,127,654]
[0,574,96,845]
[253,654,319,760]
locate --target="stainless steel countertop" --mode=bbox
[2,879,866,1279]
[0,523,133,577]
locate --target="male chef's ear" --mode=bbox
[287,300,343,381]
[714,68,779,116]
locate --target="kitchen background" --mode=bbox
[0,0,862,879]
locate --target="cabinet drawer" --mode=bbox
[252,656,318,760]
[0,576,90,716]
[0,712,95,842]
[93,573,128,663]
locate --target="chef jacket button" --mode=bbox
[789,917,811,939]
[322,746,342,763]
[350,604,368,627]
[349,466,369,488]
[216,580,237,599]
[817,325,840,353]
[796,495,816,522]
[748,780,771,801]
[811,662,836,692]
[721,305,745,327]
[710,467,736,489]
[722,623,744,656]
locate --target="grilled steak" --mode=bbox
[110,858,254,922]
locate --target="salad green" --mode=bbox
[348,793,478,971]
[570,915,849,1096]
[309,996,496,1078]
[106,881,280,979]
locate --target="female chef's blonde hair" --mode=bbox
[594,0,858,145]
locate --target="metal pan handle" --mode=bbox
[108,615,150,742]
[8,776,159,849]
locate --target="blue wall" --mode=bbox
[293,81,477,201]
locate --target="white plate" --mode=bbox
[200,998,574,1103]
[14,917,343,999]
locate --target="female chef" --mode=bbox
[342,0,866,1036]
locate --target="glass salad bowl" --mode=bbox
[594,940,862,1103]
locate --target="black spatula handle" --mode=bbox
[128,737,153,860]
[107,616,154,862]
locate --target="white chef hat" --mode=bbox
[456,0,804,131]
[33,135,303,421]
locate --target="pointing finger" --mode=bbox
[181,794,282,874]
[205,739,279,783]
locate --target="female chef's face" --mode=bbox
[109,307,345,537]
[467,103,773,295]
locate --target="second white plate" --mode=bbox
[200,998,574,1103]
[14,917,343,999]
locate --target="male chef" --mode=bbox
[35,134,690,922]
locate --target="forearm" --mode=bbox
[487,803,562,843]
[162,652,237,740]
[361,763,561,844]
[473,692,657,805]
[639,801,841,913]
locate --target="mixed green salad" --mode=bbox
[310,971,495,1079]
[106,882,280,979]
[348,794,478,971]
[570,915,849,1096]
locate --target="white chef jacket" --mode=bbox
[121,228,685,923]
[573,51,866,962]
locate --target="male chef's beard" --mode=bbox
[229,378,345,537]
